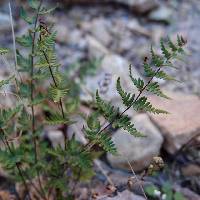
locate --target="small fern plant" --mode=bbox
[0,0,186,199]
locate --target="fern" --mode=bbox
[0,75,14,89]
[0,47,9,55]
[146,82,170,99]
[160,38,171,60]
[0,105,22,128]
[0,0,187,198]
[129,65,145,91]
[45,112,70,125]
[48,85,68,103]
[96,90,120,122]
[114,114,143,137]
[116,77,135,107]
[133,96,168,114]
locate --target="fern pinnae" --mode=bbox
[116,77,135,107]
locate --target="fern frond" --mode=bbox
[116,77,135,107]
[150,46,164,67]
[133,96,168,114]
[28,0,40,10]
[35,51,60,68]
[85,113,117,154]
[0,76,14,89]
[0,105,22,128]
[45,112,70,125]
[143,62,155,77]
[146,82,170,99]
[48,85,68,103]
[17,51,31,72]
[96,90,119,122]
[129,65,145,91]
[167,37,178,52]
[16,34,32,47]
[160,38,171,60]
[20,7,35,24]
[115,114,143,137]
[155,70,178,81]
[0,47,9,55]
[98,133,117,154]
[42,32,57,49]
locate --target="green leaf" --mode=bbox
[39,6,57,15]
[162,183,173,200]
[98,132,117,154]
[45,112,70,125]
[143,63,155,77]
[174,192,186,200]
[129,65,145,90]
[150,46,164,67]
[17,51,31,72]
[0,105,22,128]
[133,96,169,114]
[168,37,178,52]
[116,77,135,107]
[114,114,143,137]
[96,90,119,122]
[160,38,171,60]
[29,93,45,105]
[87,113,100,131]
[0,75,14,89]
[145,185,159,198]
[28,0,40,9]
[155,70,178,81]
[48,85,68,103]
[146,82,170,99]
[16,34,32,47]
[20,7,35,24]
[0,47,9,55]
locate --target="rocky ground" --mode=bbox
[0,0,200,199]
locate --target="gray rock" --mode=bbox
[149,91,200,154]
[102,190,145,200]
[115,0,159,14]
[54,23,69,43]
[107,114,163,172]
[90,18,112,46]
[46,130,65,148]
[86,35,109,59]
[149,6,173,23]
[127,19,151,38]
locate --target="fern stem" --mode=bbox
[85,68,161,152]
[30,0,43,164]
[29,1,48,199]
[42,51,67,149]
